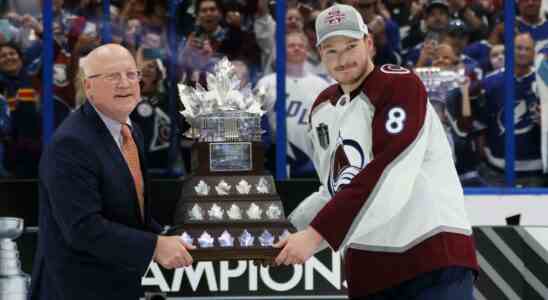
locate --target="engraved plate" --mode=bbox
[194,180,210,195]
[189,204,204,220]
[215,180,232,195]
[180,232,194,245]
[208,203,225,220]
[198,231,215,248]
[258,230,274,247]
[239,230,254,247]
[227,204,242,220]
[266,204,282,220]
[246,203,263,220]
[209,142,252,172]
[256,177,269,194]
[218,230,234,247]
[235,179,251,194]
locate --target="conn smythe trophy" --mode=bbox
[172,58,294,262]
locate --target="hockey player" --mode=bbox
[274,4,478,299]
[257,31,330,177]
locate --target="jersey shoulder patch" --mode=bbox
[379,64,412,75]
[374,66,426,110]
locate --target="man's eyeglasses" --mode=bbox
[87,70,142,83]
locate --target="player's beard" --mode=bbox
[336,61,370,87]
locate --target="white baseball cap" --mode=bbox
[315,4,369,47]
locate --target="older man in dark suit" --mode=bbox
[30,43,194,300]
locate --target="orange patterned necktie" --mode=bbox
[121,125,144,221]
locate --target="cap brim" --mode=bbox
[316,30,365,47]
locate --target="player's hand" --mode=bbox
[273,227,323,266]
[153,235,196,269]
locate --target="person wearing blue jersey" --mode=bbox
[441,19,483,80]
[463,22,504,74]
[476,32,547,186]
[517,0,548,47]
[408,19,483,80]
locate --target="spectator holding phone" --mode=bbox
[180,0,261,85]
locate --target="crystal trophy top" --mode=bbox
[172,58,294,262]
[178,57,267,175]
[178,57,265,142]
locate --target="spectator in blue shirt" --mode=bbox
[476,32,546,186]
[517,0,548,46]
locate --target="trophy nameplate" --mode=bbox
[173,58,294,262]
[209,142,252,172]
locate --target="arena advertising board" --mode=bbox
[142,249,347,298]
[142,197,548,299]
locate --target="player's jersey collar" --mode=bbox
[336,65,379,101]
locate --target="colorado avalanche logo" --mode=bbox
[327,133,367,196]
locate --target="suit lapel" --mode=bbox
[81,102,143,225]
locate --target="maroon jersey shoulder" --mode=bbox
[309,84,341,120]
[362,65,426,108]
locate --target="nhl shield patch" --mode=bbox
[316,123,330,149]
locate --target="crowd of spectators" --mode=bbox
[0,0,547,187]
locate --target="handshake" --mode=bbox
[153,236,195,269]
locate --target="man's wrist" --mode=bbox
[306,226,324,247]
[153,235,161,260]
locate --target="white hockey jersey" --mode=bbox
[257,72,329,175]
[288,65,478,296]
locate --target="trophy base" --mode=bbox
[188,248,281,263]
[167,223,295,263]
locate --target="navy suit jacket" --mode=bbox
[30,101,163,300]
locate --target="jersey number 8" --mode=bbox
[385,107,406,134]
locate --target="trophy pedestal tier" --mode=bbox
[168,222,293,262]
[173,173,295,262]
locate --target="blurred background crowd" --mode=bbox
[0,0,547,187]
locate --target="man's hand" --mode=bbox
[273,227,323,266]
[416,39,437,67]
[21,14,43,34]
[153,235,195,269]
[225,11,242,28]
